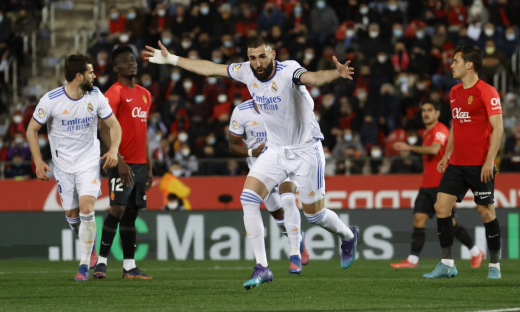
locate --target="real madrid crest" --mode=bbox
[271,81,277,93]
[467,95,473,105]
[142,95,148,104]
[87,103,94,112]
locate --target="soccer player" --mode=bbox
[145,37,359,289]
[93,46,153,280]
[229,99,309,274]
[27,54,122,281]
[423,46,503,279]
[390,101,485,269]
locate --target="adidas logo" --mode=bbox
[246,231,250,235]
[62,109,69,114]
[291,228,299,232]
[91,180,98,185]
[252,83,258,88]
[252,121,258,127]
[308,191,315,196]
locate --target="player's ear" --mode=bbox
[113,65,119,73]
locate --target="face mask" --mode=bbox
[155,134,162,142]
[181,148,190,157]
[388,4,398,11]
[506,34,516,41]
[486,47,495,55]
[127,12,136,20]
[15,137,24,144]
[311,88,320,98]
[415,30,425,39]
[416,82,426,91]
[407,136,418,145]
[157,9,166,17]
[98,76,108,85]
[316,1,326,9]
[167,201,179,209]
[183,81,193,89]
[399,76,408,84]
[234,100,242,106]
[200,6,210,15]
[172,169,182,177]
[357,92,367,100]
[212,58,222,64]
[119,34,129,43]
[142,80,152,87]
[346,29,355,37]
[38,138,47,147]
[324,153,331,159]
[162,37,172,46]
[97,59,107,67]
[172,73,181,81]
[304,53,314,60]
[178,133,188,143]
[195,95,205,103]
[294,6,303,15]
[360,7,369,14]
[223,41,233,48]
[181,41,191,49]
[13,115,23,124]
[207,77,217,84]
[371,149,382,158]
[111,12,119,20]
[218,94,227,103]
[208,138,216,145]
[344,134,353,142]
[377,55,387,63]
[369,31,379,39]
[393,29,403,37]
[484,28,494,37]
[0,142,3,149]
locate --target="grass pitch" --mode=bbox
[0,259,519,311]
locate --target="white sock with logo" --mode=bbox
[304,208,354,241]
[407,255,419,264]
[441,259,454,267]
[241,190,268,268]
[280,193,301,256]
[470,245,481,257]
[78,212,96,267]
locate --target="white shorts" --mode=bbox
[249,140,325,205]
[53,164,102,211]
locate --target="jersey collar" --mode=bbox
[252,101,261,114]
[63,86,84,101]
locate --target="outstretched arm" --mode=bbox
[299,56,354,87]
[144,41,229,78]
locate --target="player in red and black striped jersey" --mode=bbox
[390,101,484,269]
[423,46,503,279]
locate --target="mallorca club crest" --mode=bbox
[111,192,115,200]
[142,95,148,104]
[271,81,278,93]
[87,103,94,112]
[468,95,474,105]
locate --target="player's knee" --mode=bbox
[434,201,449,215]
[270,208,284,220]
[280,193,296,208]
[240,190,263,208]
[110,205,126,219]
[413,215,427,228]
[477,205,495,223]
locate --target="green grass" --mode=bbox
[0,259,519,311]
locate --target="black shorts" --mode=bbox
[438,164,496,206]
[414,187,456,219]
[108,164,147,209]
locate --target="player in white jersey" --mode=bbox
[229,100,310,274]
[145,37,359,289]
[26,54,122,281]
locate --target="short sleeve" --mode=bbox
[229,108,244,137]
[279,61,305,83]
[481,85,502,116]
[97,94,113,120]
[433,128,449,146]
[104,86,121,116]
[227,62,247,83]
[32,96,52,125]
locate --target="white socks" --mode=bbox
[280,193,301,256]
[78,212,96,267]
[124,259,136,271]
[489,263,500,270]
[470,245,481,257]
[274,218,286,236]
[441,259,454,267]
[304,208,353,241]
[98,256,107,265]
[241,190,268,267]
[407,255,419,264]
[66,216,81,236]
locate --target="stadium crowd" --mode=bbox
[0,0,520,179]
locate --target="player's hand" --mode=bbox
[35,160,51,181]
[481,160,494,183]
[144,41,170,63]
[253,143,266,157]
[437,156,449,174]
[101,148,118,170]
[118,162,135,187]
[145,168,153,191]
[332,56,354,80]
[393,142,410,151]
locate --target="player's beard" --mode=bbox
[251,59,274,81]
[80,76,94,92]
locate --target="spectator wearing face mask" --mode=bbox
[445,0,467,33]
[148,2,173,39]
[191,2,217,36]
[480,39,508,85]
[367,145,385,174]
[94,70,112,93]
[152,137,172,176]
[392,42,409,73]
[7,132,30,161]
[477,23,503,50]
[333,129,364,159]
[257,2,284,37]
[125,7,145,47]
[310,0,339,45]
[389,149,423,174]
[499,26,519,58]
[390,23,406,46]
[188,92,212,136]
[381,0,405,33]
[354,3,380,30]
[370,52,394,90]
[359,115,379,148]
[174,143,198,177]
[285,1,310,35]
[300,47,318,72]
[5,154,32,180]
[160,162,192,210]
[109,6,126,35]
[9,113,25,140]
[235,6,257,37]
[171,5,192,38]
[360,23,386,61]
[140,73,160,110]
[162,68,183,100]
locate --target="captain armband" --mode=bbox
[292,68,307,85]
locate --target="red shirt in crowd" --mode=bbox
[109,14,126,34]
[421,122,449,188]
[449,79,502,166]
[104,82,151,164]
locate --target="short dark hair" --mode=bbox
[111,45,134,65]
[455,46,483,73]
[246,36,272,50]
[64,54,93,82]
[422,100,441,112]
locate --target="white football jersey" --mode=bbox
[33,86,113,173]
[229,100,267,168]
[227,60,323,147]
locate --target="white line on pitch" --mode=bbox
[468,308,520,312]
[0,266,251,275]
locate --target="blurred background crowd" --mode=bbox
[0,0,519,180]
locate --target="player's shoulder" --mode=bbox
[45,86,66,101]
[236,100,255,111]
[134,83,152,96]
[450,83,464,94]
[229,62,250,74]
[105,82,123,95]
[476,79,498,94]
[277,60,301,71]
[435,122,449,133]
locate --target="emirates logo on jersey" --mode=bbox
[132,107,148,122]
[468,95,474,105]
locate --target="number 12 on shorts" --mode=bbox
[110,178,123,192]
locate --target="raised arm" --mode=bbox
[229,134,265,157]
[299,56,354,87]
[481,114,503,182]
[27,118,51,181]
[144,41,229,78]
